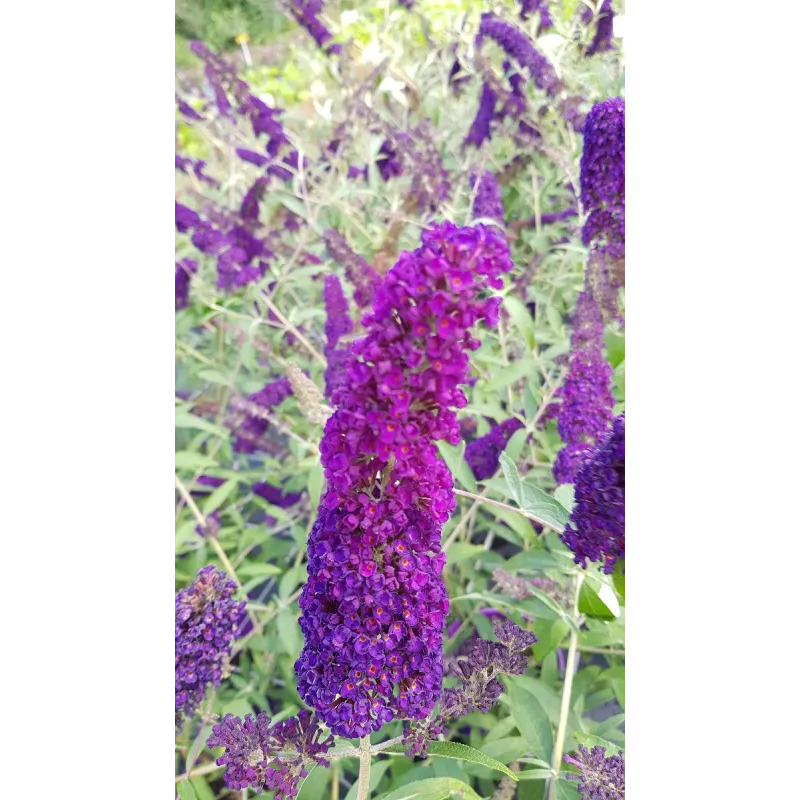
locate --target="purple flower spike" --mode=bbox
[585,0,616,57]
[296,222,514,738]
[561,413,624,573]
[470,170,505,227]
[520,0,553,28]
[175,566,245,729]
[478,14,562,96]
[464,82,498,149]
[550,290,615,485]
[323,275,354,397]
[564,744,625,799]
[175,258,198,311]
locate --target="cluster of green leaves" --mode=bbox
[176,1,624,798]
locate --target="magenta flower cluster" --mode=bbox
[175,565,245,729]
[295,222,513,738]
[551,290,614,484]
[562,413,625,573]
[564,744,625,800]
[323,229,381,309]
[207,709,334,799]
[465,418,524,480]
[323,275,354,397]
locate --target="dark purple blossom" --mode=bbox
[402,619,537,757]
[323,275,354,398]
[253,482,303,508]
[296,222,514,738]
[285,1,341,55]
[175,565,245,729]
[551,291,614,484]
[465,418,524,480]
[464,82,498,149]
[520,0,553,28]
[236,148,270,168]
[376,138,403,181]
[478,14,562,96]
[176,201,200,234]
[175,154,218,186]
[561,413,624,573]
[176,258,198,311]
[564,744,625,799]
[207,709,334,799]
[240,176,269,223]
[585,0,616,57]
[323,229,380,309]
[176,95,205,121]
[470,170,505,226]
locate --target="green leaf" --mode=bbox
[277,608,302,658]
[379,777,482,800]
[518,482,569,532]
[553,484,575,515]
[237,562,282,579]
[499,452,525,505]
[579,581,620,620]
[175,410,228,438]
[201,478,239,516]
[517,769,556,781]
[176,781,198,800]
[438,440,478,494]
[381,740,518,781]
[175,452,219,470]
[507,681,554,762]
[612,560,625,605]
[503,295,537,350]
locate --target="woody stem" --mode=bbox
[356,735,372,800]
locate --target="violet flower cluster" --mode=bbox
[584,0,616,58]
[175,154,218,187]
[402,619,537,757]
[323,275,354,397]
[253,481,303,508]
[564,744,625,800]
[465,418,524,480]
[284,1,341,55]
[550,290,614,484]
[580,97,625,319]
[175,566,245,729]
[206,709,334,799]
[561,413,624,573]
[520,0,553,28]
[175,258,198,310]
[295,222,513,738]
[323,229,381,309]
[229,378,294,454]
[470,170,505,226]
[464,82,498,149]
[478,14,562,96]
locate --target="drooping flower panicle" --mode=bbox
[470,170,506,227]
[323,275,354,397]
[295,222,513,738]
[207,709,334,799]
[561,413,624,573]
[175,566,245,729]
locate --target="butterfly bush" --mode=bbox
[229,378,294,454]
[562,413,625,572]
[323,275,354,397]
[520,0,554,28]
[564,744,625,800]
[323,229,381,309]
[470,170,506,226]
[584,0,616,58]
[295,222,513,738]
[175,566,245,729]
